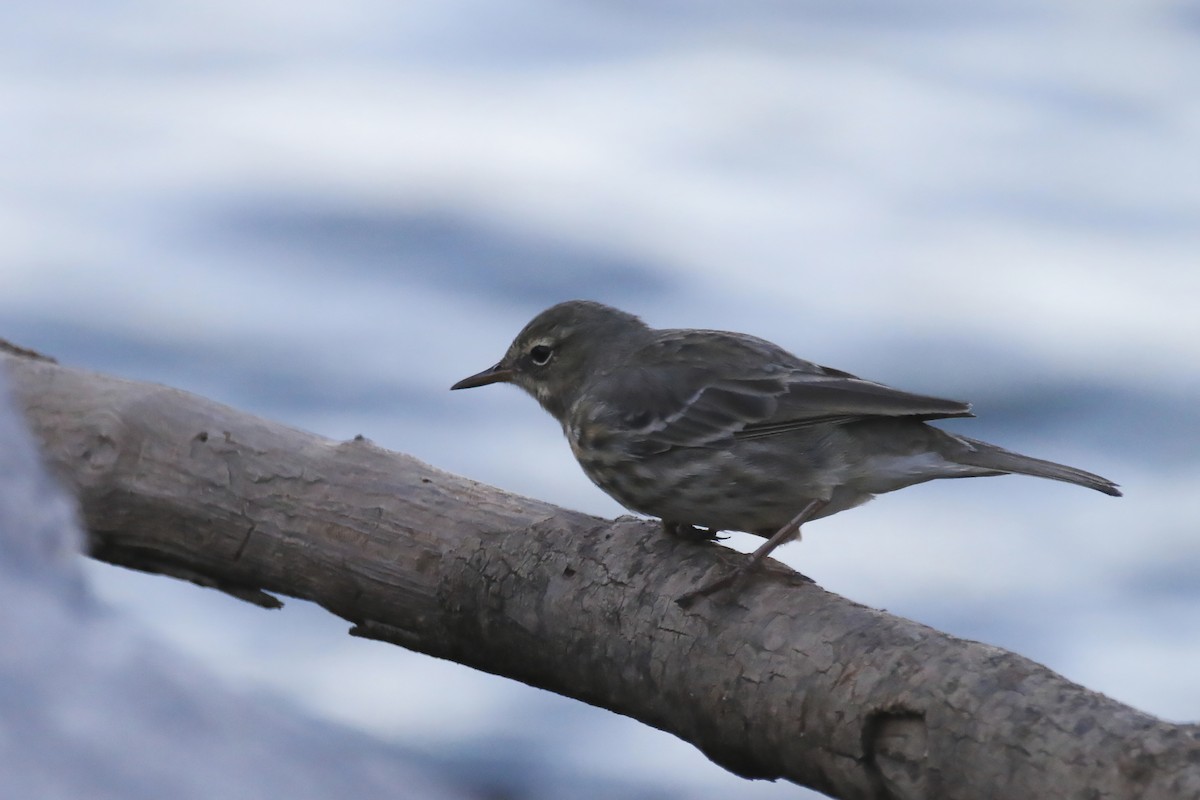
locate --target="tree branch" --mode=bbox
[3,342,1197,800]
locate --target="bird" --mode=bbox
[451,300,1121,605]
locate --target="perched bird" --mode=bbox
[451,300,1121,605]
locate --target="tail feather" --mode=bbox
[946,435,1122,497]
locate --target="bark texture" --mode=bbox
[3,343,1198,800]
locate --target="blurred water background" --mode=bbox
[3,2,1199,798]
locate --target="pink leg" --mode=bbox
[676,498,827,608]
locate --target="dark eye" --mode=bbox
[529,344,553,366]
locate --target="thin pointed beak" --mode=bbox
[450,362,514,390]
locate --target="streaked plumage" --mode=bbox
[451,300,1120,602]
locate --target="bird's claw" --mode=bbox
[675,564,816,608]
[662,521,726,542]
[675,568,746,608]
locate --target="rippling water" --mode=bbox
[3,2,1198,797]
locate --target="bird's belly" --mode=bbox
[574,440,848,535]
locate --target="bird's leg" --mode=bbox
[661,520,725,542]
[676,498,827,607]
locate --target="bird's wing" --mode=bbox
[589,364,972,454]
[734,375,973,440]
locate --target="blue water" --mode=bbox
[3,2,1199,797]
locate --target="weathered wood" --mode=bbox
[3,343,1198,800]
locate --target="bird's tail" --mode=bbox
[944,434,1122,497]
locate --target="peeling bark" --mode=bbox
[3,342,1198,800]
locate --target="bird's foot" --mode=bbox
[662,521,726,542]
[676,499,826,607]
[675,563,815,608]
[675,567,747,608]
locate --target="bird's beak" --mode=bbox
[450,362,513,390]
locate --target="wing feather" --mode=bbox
[734,377,972,439]
[577,330,972,456]
[590,369,970,454]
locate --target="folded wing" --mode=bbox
[594,364,972,454]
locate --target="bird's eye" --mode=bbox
[529,344,553,366]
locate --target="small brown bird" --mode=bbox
[452,300,1121,605]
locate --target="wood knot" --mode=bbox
[77,411,125,484]
[864,709,929,800]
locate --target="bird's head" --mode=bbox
[451,300,649,421]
